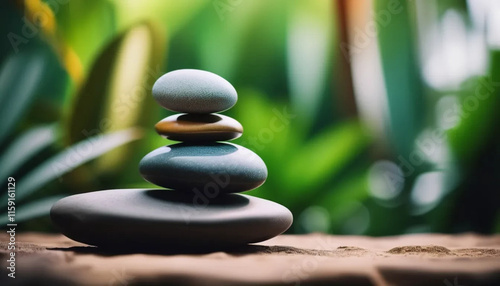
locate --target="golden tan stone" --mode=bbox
[155,113,243,141]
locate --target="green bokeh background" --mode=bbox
[0,0,499,235]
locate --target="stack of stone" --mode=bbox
[141,69,268,195]
[51,69,292,249]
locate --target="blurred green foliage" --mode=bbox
[0,0,498,234]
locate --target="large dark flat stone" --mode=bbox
[50,189,293,249]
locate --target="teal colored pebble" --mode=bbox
[139,142,267,193]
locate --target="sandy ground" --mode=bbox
[0,232,499,285]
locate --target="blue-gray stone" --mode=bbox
[139,143,267,193]
[50,189,293,248]
[152,69,237,113]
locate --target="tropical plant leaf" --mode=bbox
[64,22,166,173]
[229,89,298,203]
[97,22,166,171]
[111,0,209,37]
[64,28,128,145]
[194,0,288,89]
[281,121,369,193]
[0,195,64,225]
[0,1,20,65]
[287,0,334,128]
[374,0,424,158]
[233,89,297,167]
[0,47,47,144]
[318,171,370,217]
[1,128,141,203]
[448,51,500,164]
[56,0,116,72]
[309,170,370,233]
[0,124,57,180]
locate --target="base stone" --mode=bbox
[50,188,293,249]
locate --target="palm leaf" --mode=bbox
[64,22,165,174]
[0,48,47,143]
[1,128,141,203]
[0,195,64,225]
[0,124,57,180]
